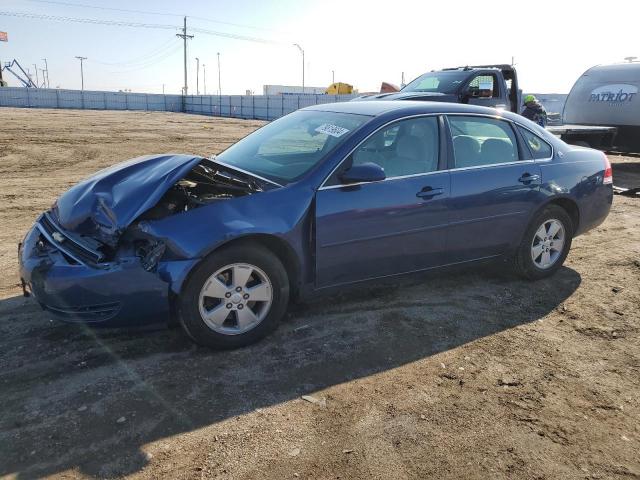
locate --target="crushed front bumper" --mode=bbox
[18,216,175,327]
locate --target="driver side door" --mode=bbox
[314,116,450,288]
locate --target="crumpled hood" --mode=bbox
[53,154,203,245]
[352,91,458,102]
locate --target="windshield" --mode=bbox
[215,110,369,184]
[402,71,469,94]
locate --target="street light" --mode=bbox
[217,52,221,96]
[196,57,200,95]
[293,43,304,94]
[75,56,87,90]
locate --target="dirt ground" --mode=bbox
[0,108,638,480]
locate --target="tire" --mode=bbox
[178,243,289,349]
[513,205,574,280]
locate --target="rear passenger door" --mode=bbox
[446,115,542,263]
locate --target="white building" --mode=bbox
[263,84,326,95]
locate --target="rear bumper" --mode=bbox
[575,184,613,236]
[19,222,172,327]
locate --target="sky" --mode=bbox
[0,0,638,95]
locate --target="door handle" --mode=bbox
[518,173,540,183]
[416,186,444,198]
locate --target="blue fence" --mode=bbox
[0,87,357,121]
[0,87,567,121]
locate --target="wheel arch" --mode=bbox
[513,196,580,254]
[544,196,580,234]
[176,233,302,301]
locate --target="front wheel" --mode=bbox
[178,244,289,349]
[513,205,574,280]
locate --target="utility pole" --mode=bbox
[176,16,193,96]
[217,52,221,96]
[162,83,165,94]
[203,64,206,94]
[196,57,200,95]
[75,56,87,90]
[42,58,49,88]
[332,70,335,84]
[33,64,39,88]
[293,44,304,93]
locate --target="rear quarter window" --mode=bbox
[518,126,553,159]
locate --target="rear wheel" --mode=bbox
[179,244,289,348]
[513,205,573,280]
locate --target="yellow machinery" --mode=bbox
[326,82,354,95]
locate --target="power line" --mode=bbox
[0,11,176,29]
[22,0,288,33]
[22,0,181,17]
[88,38,179,66]
[190,26,282,44]
[1,10,285,43]
[107,44,182,74]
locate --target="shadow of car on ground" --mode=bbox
[0,266,581,478]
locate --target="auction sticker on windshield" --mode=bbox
[315,124,350,138]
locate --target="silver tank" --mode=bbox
[563,62,640,127]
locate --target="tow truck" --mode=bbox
[354,64,521,113]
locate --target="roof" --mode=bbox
[582,62,640,82]
[304,100,514,118]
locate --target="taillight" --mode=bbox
[603,155,613,185]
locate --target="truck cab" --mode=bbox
[355,65,520,113]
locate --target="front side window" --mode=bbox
[518,126,553,159]
[216,110,368,183]
[349,116,440,178]
[448,116,519,168]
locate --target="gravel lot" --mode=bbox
[0,108,638,479]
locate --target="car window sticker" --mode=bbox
[315,124,350,138]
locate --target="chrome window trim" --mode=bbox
[319,168,447,191]
[317,112,553,192]
[448,159,535,173]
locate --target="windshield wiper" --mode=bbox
[200,158,263,192]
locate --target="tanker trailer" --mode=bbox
[551,62,640,152]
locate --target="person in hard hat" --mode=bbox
[521,95,548,127]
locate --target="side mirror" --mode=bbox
[340,162,386,184]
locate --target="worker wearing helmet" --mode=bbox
[521,95,548,127]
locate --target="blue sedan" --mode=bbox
[19,101,613,348]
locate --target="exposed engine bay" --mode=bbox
[139,160,266,221]
[41,158,273,270]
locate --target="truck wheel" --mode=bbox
[178,244,289,349]
[513,205,573,280]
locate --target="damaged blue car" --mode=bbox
[19,101,613,348]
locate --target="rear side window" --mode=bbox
[518,126,553,159]
[448,116,519,168]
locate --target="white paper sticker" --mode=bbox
[315,123,349,138]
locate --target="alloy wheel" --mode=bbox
[198,263,273,335]
[531,219,565,269]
